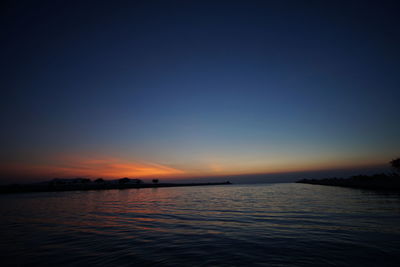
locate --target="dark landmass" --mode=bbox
[0,178,232,194]
[297,173,400,191]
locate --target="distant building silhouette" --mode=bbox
[50,178,91,185]
[118,177,143,184]
[94,178,104,183]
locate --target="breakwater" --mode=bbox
[297,174,400,191]
[0,181,232,194]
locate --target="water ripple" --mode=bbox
[1,183,400,266]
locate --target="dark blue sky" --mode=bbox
[1,0,399,182]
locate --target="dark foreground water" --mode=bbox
[1,183,400,267]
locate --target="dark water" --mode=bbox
[1,183,400,266]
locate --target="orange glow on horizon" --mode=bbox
[0,153,388,182]
[0,156,184,179]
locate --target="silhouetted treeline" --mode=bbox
[0,178,232,194]
[297,157,400,191]
[297,173,400,191]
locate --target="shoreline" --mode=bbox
[296,175,400,191]
[0,181,232,194]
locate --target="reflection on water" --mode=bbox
[1,183,400,266]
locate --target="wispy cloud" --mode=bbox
[0,156,184,179]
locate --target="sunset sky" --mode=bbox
[2,1,399,183]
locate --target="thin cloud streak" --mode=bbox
[0,156,184,179]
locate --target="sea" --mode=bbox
[1,183,400,266]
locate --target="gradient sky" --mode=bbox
[1,0,399,183]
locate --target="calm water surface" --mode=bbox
[1,183,400,266]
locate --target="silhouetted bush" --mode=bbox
[390,158,400,174]
[119,178,130,184]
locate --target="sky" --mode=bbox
[1,0,399,183]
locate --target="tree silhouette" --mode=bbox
[119,177,130,184]
[152,179,159,184]
[390,158,400,174]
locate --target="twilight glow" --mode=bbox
[1,1,399,183]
